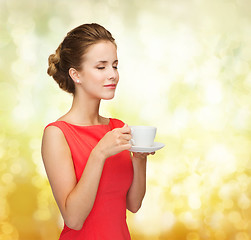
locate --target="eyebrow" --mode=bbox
[96,60,118,64]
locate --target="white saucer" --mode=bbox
[129,142,165,153]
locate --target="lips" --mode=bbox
[104,84,116,88]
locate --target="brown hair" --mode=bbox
[47,23,116,94]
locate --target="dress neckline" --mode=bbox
[56,118,112,128]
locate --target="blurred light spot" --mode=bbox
[0,82,17,111]
[183,69,199,86]
[11,60,30,77]
[0,146,5,158]
[34,209,51,221]
[7,140,20,159]
[245,73,251,87]
[37,190,49,209]
[29,138,41,150]
[234,60,249,75]
[235,232,250,240]
[233,107,251,130]
[1,222,14,235]
[175,198,185,209]
[167,28,202,69]
[0,162,7,173]
[18,34,37,64]
[48,17,64,32]
[237,174,250,192]
[32,176,44,188]
[143,36,167,61]
[206,144,236,174]
[172,107,189,132]
[10,163,22,175]
[180,212,199,230]
[2,173,13,184]
[206,211,224,229]
[238,194,251,210]
[12,102,34,122]
[183,139,199,151]
[8,10,35,32]
[171,184,183,196]
[204,81,222,104]
[7,148,19,159]
[222,199,234,209]
[0,236,12,240]
[188,193,201,209]
[228,211,242,226]
[215,230,226,240]
[195,106,224,130]
[219,181,239,200]
[236,220,248,231]
[161,211,176,231]
[0,198,9,220]
[186,232,200,240]
[8,139,20,148]
[200,57,220,84]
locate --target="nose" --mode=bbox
[107,66,117,80]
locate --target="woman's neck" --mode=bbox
[64,92,103,125]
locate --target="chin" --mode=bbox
[102,94,116,100]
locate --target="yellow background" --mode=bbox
[0,0,251,239]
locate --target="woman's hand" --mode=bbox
[94,124,132,159]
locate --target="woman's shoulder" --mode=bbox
[42,122,68,153]
[44,113,75,130]
[44,120,65,130]
[43,119,71,141]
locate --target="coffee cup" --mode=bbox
[129,126,157,147]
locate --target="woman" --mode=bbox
[41,23,154,240]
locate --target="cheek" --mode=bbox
[86,72,104,84]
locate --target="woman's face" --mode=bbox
[78,41,119,100]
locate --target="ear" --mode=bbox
[69,68,81,83]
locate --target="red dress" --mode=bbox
[45,118,134,240]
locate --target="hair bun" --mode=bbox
[47,44,61,76]
[47,58,57,76]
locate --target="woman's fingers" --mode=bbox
[122,133,131,141]
[133,152,155,157]
[120,138,132,146]
[121,143,132,151]
[120,124,131,134]
[111,123,133,149]
[114,124,132,142]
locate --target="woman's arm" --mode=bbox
[41,124,131,230]
[126,152,155,213]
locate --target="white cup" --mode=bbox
[129,126,157,147]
